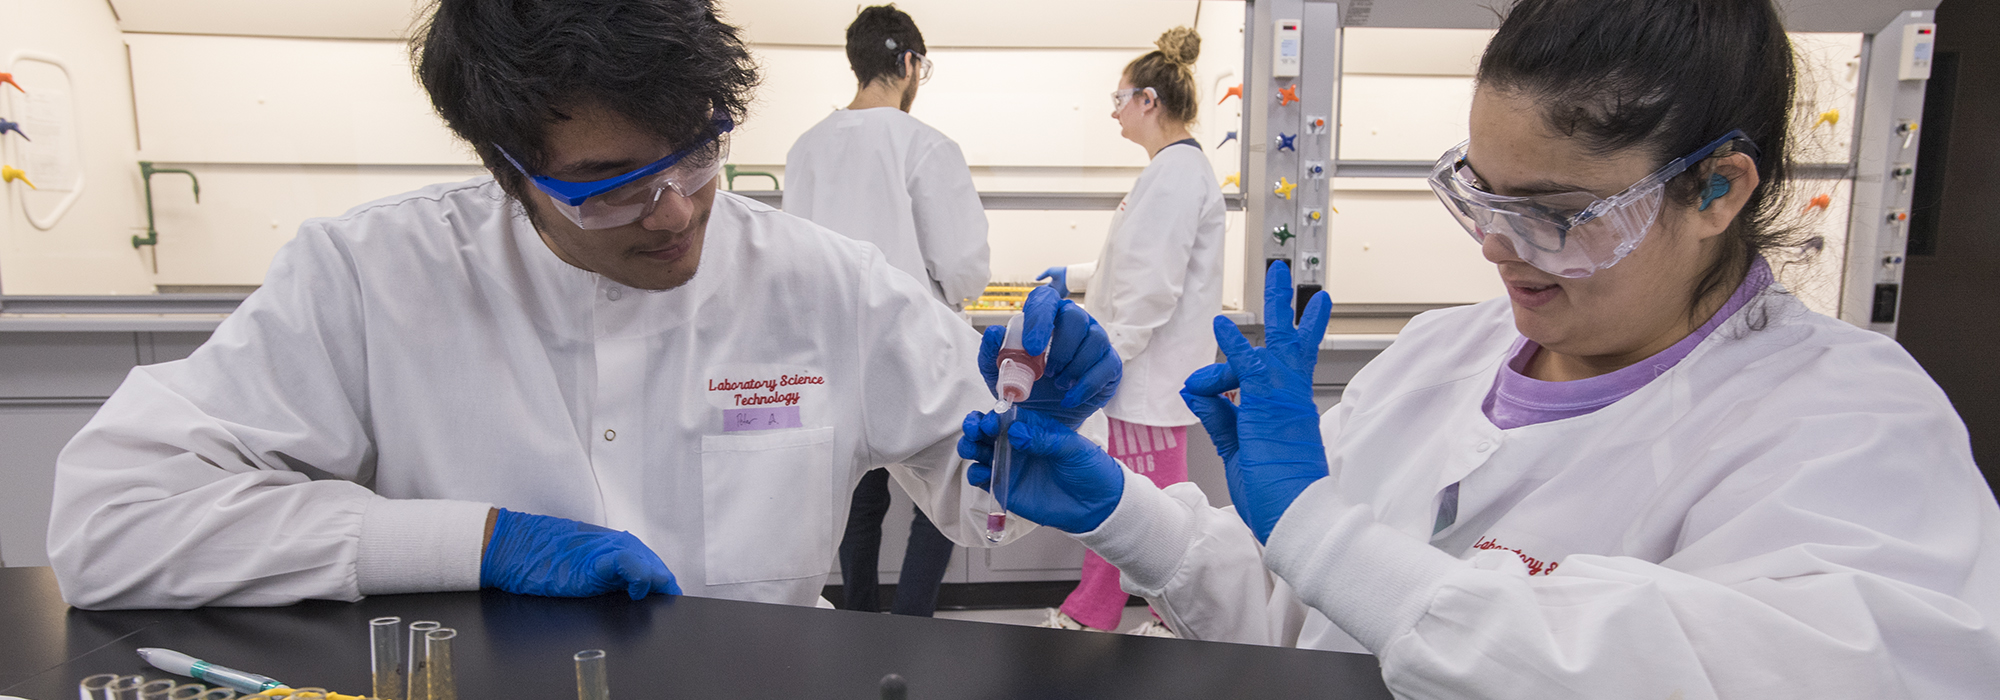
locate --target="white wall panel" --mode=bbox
[126,33,473,165]
[985,210,1119,284]
[1335,0,1936,33]
[739,45,1245,170]
[147,164,482,286]
[1337,74,1473,162]
[0,0,154,295]
[108,0,1210,47]
[1323,188,1504,305]
[1791,33,1864,164]
[1341,27,1489,76]
[109,0,426,40]
[102,0,1936,43]
[725,0,1206,49]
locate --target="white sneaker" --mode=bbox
[1038,608,1102,631]
[1128,619,1178,638]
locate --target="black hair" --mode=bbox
[1479,0,1800,321]
[412,0,759,202]
[1125,27,1201,126]
[846,5,927,87]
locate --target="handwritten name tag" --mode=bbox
[722,406,804,432]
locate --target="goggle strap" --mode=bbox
[498,115,735,208]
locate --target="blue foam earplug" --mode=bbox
[1698,173,1731,211]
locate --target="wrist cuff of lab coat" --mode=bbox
[1071,468,1195,595]
[1066,262,1096,293]
[356,498,493,595]
[1263,478,1464,653]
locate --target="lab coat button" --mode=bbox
[603,429,617,442]
[606,288,623,301]
[1475,441,1492,453]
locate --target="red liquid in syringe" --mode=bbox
[994,349,1046,402]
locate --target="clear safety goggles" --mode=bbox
[1427,130,1757,278]
[904,50,935,84]
[497,115,734,230]
[1111,87,1155,112]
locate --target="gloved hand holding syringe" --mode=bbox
[985,314,1045,541]
[965,283,1124,540]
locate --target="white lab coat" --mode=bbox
[1075,286,2000,698]
[784,108,990,310]
[47,178,1021,610]
[1064,142,1225,427]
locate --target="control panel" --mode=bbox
[1242,0,1340,324]
[1840,10,1936,335]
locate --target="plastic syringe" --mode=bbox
[987,314,1043,543]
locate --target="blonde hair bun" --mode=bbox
[1155,26,1201,66]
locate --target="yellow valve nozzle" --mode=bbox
[1272,177,1297,200]
[1,164,34,189]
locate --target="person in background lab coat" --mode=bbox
[785,6,988,313]
[1032,26,1225,635]
[46,0,1118,611]
[963,0,2000,695]
[784,5,989,618]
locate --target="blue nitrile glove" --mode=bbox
[958,408,1123,534]
[1178,261,1332,543]
[1035,266,1071,299]
[977,285,1120,428]
[480,509,681,600]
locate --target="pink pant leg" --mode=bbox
[1059,418,1189,630]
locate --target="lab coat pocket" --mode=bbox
[699,427,836,586]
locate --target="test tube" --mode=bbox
[405,621,441,700]
[370,616,405,700]
[574,650,609,700]
[167,684,205,700]
[79,673,118,700]
[986,313,1041,543]
[196,688,236,700]
[425,628,458,700]
[986,402,1017,542]
[105,675,143,700]
[138,679,179,700]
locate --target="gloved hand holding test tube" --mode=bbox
[972,280,1118,540]
[985,313,1045,541]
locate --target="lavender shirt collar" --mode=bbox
[1482,257,1774,430]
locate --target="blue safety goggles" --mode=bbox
[496,115,734,229]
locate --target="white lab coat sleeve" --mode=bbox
[850,244,1028,547]
[1072,470,1313,646]
[907,139,990,309]
[1097,167,1204,361]
[1263,393,2000,698]
[1068,402,1355,646]
[46,222,492,610]
[1065,261,1097,294]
